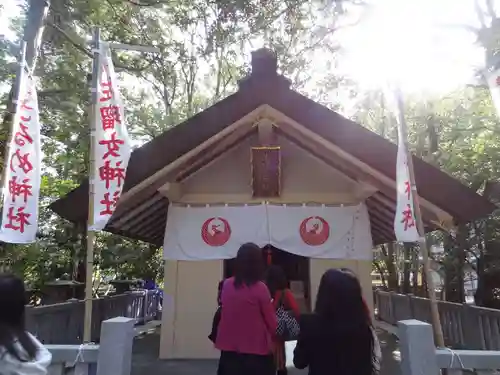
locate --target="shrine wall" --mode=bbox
[177,134,362,204]
[159,130,373,360]
[159,259,222,359]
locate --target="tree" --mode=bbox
[352,83,500,304]
[0,0,362,290]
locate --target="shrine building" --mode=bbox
[50,49,495,360]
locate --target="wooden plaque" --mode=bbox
[251,147,281,197]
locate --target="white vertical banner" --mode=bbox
[488,67,500,116]
[163,204,270,260]
[0,70,41,243]
[394,117,420,242]
[91,43,132,231]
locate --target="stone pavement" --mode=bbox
[131,327,401,375]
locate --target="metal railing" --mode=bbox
[27,289,161,344]
[375,290,500,350]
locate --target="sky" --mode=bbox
[0,1,20,39]
[0,0,494,98]
[336,0,487,95]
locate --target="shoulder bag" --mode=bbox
[275,290,300,341]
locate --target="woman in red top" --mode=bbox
[266,265,300,375]
[216,243,277,375]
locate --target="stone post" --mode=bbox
[398,320,440,375]
[96,317,135,375]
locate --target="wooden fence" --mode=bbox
[28,289,161,344]
[47,317,135,375]
[374,290,500,350]
[399,320,500,375]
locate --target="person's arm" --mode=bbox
[284,289,300,317]
[293,315,310,369]
[258,283,277,336]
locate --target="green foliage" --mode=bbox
[359,84,500,304]
[0,0,355,289]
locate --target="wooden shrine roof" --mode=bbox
[49,49,496,246]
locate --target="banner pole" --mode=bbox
[83,27,101,343]
[394,87,445,347]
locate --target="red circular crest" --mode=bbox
[201,217,231,246]
[299,216,330,246]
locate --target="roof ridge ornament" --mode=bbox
[252,48,278,76]
[237,48,291,91]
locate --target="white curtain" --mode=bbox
[163,203,373,261]
[267,203,373,260]
[163,204,270,260]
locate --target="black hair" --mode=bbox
[233,242,264,289]
[339,267,356,276]
[0,273,38,362]
[339,268,373,324]
[266,265,288,297]
[314,269,375,374]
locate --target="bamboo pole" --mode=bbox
[83,27,101,343]
[393,87,445,347]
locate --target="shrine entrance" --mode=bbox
[223,245,311,312]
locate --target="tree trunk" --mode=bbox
[24,0,50,73]
[382,243,399,291]
[443,232,456,302]
[421,265,428,298]
[443,226,466,303]
[402,243,411,294]
[1,0,50,162]
[373,261,387,289]
[455,224,467,303]
[411,247,419,294]
[474,255,487,306]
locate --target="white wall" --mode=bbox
[159,260,222,359]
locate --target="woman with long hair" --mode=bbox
[215,243,277,375]
[266,265,300,375]
[339,268,374,323]
[339,268,381,372]
[293,269,377,375]
[0,273,51,375]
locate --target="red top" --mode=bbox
[272,289,300,317]
[215,277,277,355]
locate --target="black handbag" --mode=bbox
[208,305,222,343]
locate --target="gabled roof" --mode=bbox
[50,49,495,246]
